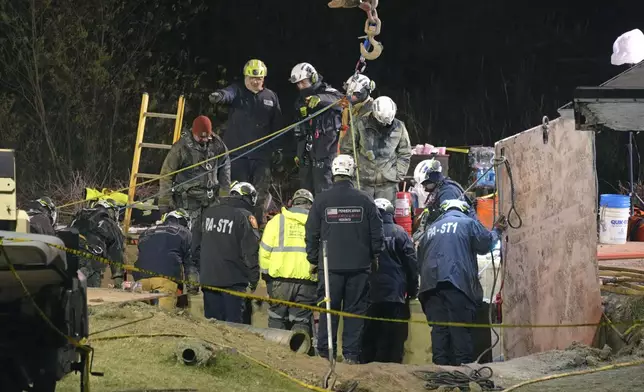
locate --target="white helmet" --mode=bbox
[344,74,376,96]
[372,96,397,126]
[289,62,318,84]
[230,181,259,206]
[331,154,356,178]
[440,199,470,213]
[374,198,394,214]
[414,159,442,184]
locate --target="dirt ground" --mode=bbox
[54,298,644,392]
[75,246,644,391]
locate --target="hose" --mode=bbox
[412,366,503,391]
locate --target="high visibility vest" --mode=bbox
[259,207,318,282]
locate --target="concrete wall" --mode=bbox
[495,116,602,360]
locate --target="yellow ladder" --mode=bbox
[123,93,186,239]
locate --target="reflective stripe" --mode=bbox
[260,241,273,251]
[271,214,306,253]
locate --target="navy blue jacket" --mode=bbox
[216,82,282,161]
[430,179,477,219]
[305,180,384,272]
[133,221,193,281]
[371,212,418,303]
[417,209,499,305]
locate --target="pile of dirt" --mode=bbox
[67,302,431,391]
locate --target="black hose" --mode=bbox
[412,366,504,391]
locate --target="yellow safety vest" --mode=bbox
[259,207,318,282]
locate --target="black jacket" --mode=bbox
[133,221,193,281]
[305,180,384,271]
[294,78,344,160]
[371,212,419,303]
[25,202,55,236]
[194,196,260,288]
[69,208,125,279]
[216,82,282,161]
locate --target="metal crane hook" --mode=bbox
[359,17,383,61]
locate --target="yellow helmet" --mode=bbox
[243,59,267,77]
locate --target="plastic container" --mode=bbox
[599,194,631,245]
[394,192,413,236]
[476,196,498,230]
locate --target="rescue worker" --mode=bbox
[339,96,412,204]
[194,181,260,322]
[133,209,195,311]
[159,115,231,251]
[362,198,418,364]
[25,196,57,235]
[413,159,476,242]
[209,59,282,225]
[417,199,505,366]
[260,189,317,341]
[305,154,384,364]
[69,199,125,288]
[290,62,344,196]
[343,73,376,119]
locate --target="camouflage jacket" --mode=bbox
[351,97,373,119]
[339,116,412,186]
[159,133,231,207]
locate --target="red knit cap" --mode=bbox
[192,115,213,138]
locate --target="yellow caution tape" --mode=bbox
[2,235,639,330]
[446,147,470,154]
[91,333,328,392]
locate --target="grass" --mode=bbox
[56,336,306,392]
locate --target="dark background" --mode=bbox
[0,0,641,200]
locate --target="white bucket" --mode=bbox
[599,206,630,245]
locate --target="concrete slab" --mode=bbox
[495,116,602,359]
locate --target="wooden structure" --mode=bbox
[495,116,602,359]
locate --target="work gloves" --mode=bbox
[248,282,258,293]
[186,269,200,295]
[209,91,224,104]
[305,95,321,109]
[309,263,319,276]
[493,215,508,233]
[371,256,379,273]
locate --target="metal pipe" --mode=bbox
[220,322,311,354]
[322,240,336,390]
[181,348,197,365]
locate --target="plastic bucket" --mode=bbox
[394,192,412,217]
[598,194,631,245]
[476,196,498,230]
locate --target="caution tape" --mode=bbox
[90,333,328,392]
[3,235,641,330]
[0,239,94,391]
[58,99,343,210]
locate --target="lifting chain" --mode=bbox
[358,0,383,62]
[328,0,383,74]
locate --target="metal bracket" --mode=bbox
[542,116,550,144]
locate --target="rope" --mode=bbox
[59,99,341,210]
[412,367,503,391]
[502,359,644,392]
[348,101,361,189]
[90,333,329,392]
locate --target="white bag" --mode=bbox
[611,29,644,66]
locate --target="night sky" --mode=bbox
[176,1,641,190]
